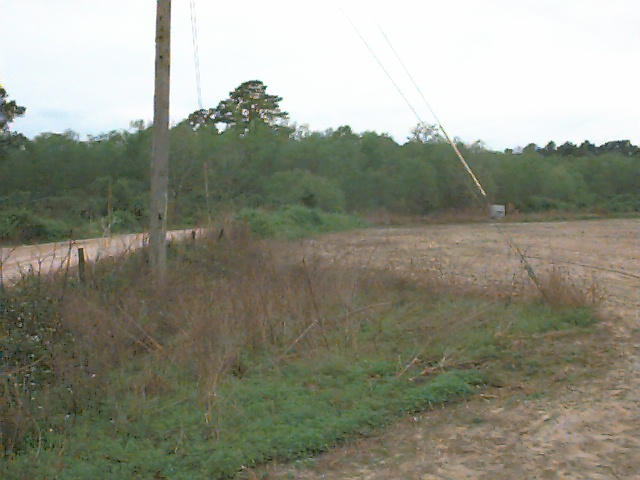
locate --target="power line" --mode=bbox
[189,0,203,109]
[342,10,487,199]
[378,26,442,128]
[343,14,545,297]
[378,25,486,198]
[376,25,543,291]
[340,10,425,127]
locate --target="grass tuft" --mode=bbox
[536,265,604,308]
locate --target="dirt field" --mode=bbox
[268,219,639,479]
[2,219,638,478]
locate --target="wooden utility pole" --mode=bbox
[150,0,171,285]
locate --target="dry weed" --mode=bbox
[536,265,605,308]
[1,230,400,454]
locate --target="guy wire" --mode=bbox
[340,10,425,128]
[378,25,486,198]
[190,0,203,109]
[344,13,545,297]
[378,26,442,127]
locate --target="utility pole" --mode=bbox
[150,0,171,285]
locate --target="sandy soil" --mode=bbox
[0,228,203,285]
[268,219,639,479]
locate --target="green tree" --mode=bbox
[540,141,556,156]
[264,169,345,212]
[577,140,596,156]
[186,108,217,130]
[213,80,288,131]
[408,123,443,143]
[186,81,288,133]
[597,140,638,156]
[557,141,578,156]
[0,85,26,132]
[0,85,27,155]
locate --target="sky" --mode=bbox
[1,0,639,150]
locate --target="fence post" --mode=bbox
[78,247,86,283]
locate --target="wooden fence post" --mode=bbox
[78,247,86,283]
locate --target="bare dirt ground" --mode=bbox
[266,219,639,479]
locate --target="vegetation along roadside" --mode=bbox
[1,221,608,479]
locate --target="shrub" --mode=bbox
[235,206,366,239]
[0,208,70,243]
[599,193,640,213]
[235,208,277,237]
[264,169,346,212]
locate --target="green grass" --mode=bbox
[7,369,479,479]
[510,305,597,333]
[2,285,600,479]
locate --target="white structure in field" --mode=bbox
[490,204,506,219]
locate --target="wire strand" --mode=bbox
[378,26,487,198]
[189,0,203,109]
[344,14,544,298]
[378,25,442,127]
[340,10,425,127]
[377,24,543,294]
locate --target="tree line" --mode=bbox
[0,81,638,242]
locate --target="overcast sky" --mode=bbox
[1,0,638,149]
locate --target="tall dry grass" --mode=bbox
[0,226,396,454]
[535,265,605,308]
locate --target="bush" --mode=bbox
[110,209,143,233]
[235,208,278,237]
[598,193,640,213]
[264,170,346,212]
[235,206,366,239]
[0,208,70,243]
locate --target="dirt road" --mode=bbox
[0,228,202,285]
[273,219,639,479]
